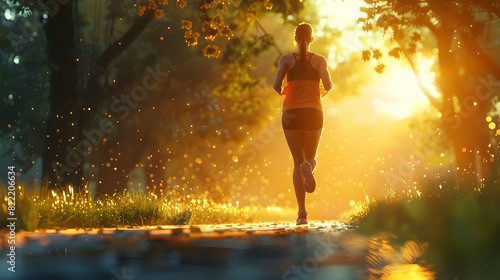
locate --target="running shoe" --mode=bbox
[300,161,316,193]
[296,210,308,225]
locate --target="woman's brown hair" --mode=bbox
[294,22,314,60]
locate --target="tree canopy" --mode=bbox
[358,0,500,188]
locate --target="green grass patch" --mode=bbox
[352,184,500,279]
[0,183,295,231]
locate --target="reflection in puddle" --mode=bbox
[379,264,435,280]
[364,233,435,280]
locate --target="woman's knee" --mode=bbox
[293,157,304,167]
[306,158,317,170]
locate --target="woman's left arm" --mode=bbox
[273,55,288,94]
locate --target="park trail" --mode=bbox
[0,222,433,280]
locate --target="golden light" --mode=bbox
[313,0,367,60]
[312,0,436,120]
[369,66,430,119]
[314,0,365,30]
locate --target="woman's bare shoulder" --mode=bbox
[280,53,295,61]
[278,53,296,70]
[311,53,328,69]
[312,53,327,62]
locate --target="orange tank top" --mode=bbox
[281,53,326,112]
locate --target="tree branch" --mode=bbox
[422,17,438,37]
[399,42,443,113]
[84,9,155,108]
[97,9,155,69]
[254,18,282,56]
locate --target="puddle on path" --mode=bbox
[0,222,435,280]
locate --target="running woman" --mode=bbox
[273,22,333,225]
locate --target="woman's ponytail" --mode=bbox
[299,35,307,61]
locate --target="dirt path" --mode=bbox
[1,221,371,280]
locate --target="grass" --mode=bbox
[352,182,500,279]
[0,183,295,231]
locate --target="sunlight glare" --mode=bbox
[312,0,367,65]
[371,67,429,119]
[315,0,365,30]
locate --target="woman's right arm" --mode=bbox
[317,55,333,92]
[273,55,288,94]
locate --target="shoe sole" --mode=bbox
[300,161,316,193]
[296,218,308,225]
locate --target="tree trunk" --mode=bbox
[42,0,81,189]
[448,107,491,192]
[436,26,493,191]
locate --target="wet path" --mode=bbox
[1,222,370,280]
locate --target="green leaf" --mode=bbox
[362,23,373,32]
[362,50,372,62]
[410,32,421,42]
[393,28,405,41]
[388,47,401,59]
[375,62,386,74]
[407,42,416,55]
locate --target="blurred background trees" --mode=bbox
[358,0,500,190]
[1,0,304,196]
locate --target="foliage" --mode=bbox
[138,0,298,58]
[358,0,500,187]
[81,14,281,195]
[0,6,50,174]
[0,0,304,190]
[358,0,500,74]
[353,182,500,279]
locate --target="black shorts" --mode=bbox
[282,108,323,130]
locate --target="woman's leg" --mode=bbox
[303,129,322,171]
[283,129,306,212]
